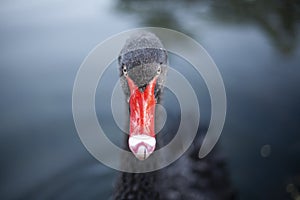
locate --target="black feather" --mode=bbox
[114,31,236,200]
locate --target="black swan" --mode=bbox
[113,32,236,200]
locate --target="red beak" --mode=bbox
[126,76,157,160]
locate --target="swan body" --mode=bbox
[114,32,236,200]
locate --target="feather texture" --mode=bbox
[114,31,236,200]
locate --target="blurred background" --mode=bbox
[0,0,300,199]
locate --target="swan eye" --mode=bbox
[122,65,128,76]
[157,66,161,74]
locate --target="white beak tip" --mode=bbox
[133,145,152,160]
[128,135,156,160]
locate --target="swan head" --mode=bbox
[118,31,168,160]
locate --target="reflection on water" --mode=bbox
[0,0,299,200]
[115,0,300,54]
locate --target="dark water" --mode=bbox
[0,0,300,200]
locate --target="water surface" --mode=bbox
[0,0,300,199]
